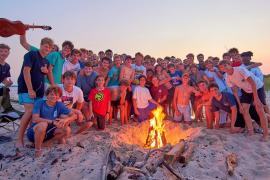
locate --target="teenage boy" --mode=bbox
[119,79,130,125]
[76,62,98,121]
[0,44,21,113]
[132,52,146,85]
[133,75,159,122]
[16,37,54,150]
[88,75,111,130]
[96,57,110,79]
[106,55,121,87]
[173,73,200,124]
[27,86,74,158]
[150,76,168,109]
[219,60,268,141]
[209,83,245,131]
[62,49,81,75]
[197,53,206,71]
[59,71,91,134]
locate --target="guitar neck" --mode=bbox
[26,25,45,29]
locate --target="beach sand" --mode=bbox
[0,92,270,180]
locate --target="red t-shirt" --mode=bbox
[88,88,111,116]
[150,85,168,104]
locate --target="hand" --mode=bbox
[105,113,110,121]
[4,78,13,87]
[55,118,69,128]
[28,89,36,99]
[41,65,49,74]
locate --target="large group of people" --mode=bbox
[0,32,268,158]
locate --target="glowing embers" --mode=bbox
[144,106,167,148]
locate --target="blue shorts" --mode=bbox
[175,104,191,122]
[137,102,157,122]
[27,123,56,142]
[18,93,42,105]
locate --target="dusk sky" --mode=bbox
[1,0,270,82]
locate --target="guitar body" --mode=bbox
[0,18,26,37]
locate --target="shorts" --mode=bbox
[240,87,266,105]
[111,100,120,107]
[137,102,157,122]
[18,93,43,105]
[27,123,56,142]
[175,104,191,122]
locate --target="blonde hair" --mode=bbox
[40,37,54,47]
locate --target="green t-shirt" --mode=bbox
[30,46,39,51]
[45,52,65,84]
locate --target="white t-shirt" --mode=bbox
[225,67,263,93]
[58,84,84,109]
[62,60,81,75]
[133,86,152,108]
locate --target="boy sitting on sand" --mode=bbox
[27,86,75,158]
[173,73,200,124]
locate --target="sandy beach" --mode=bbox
[0,92,270,180]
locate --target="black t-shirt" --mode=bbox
[0,63,11,83]
[211,92,236,113]
[17,50,49,98]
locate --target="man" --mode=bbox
[16,37,54,150]
[0,44,21,114]
[219,60,268,141]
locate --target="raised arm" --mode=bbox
[20,34,32,51]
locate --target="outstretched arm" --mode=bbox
[20,33,32,51]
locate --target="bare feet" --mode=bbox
[35,149,42,158]
[230,127,243,133]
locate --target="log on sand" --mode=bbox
[226,153,237,176]
[179,143,195,164]
[164,139,185,164]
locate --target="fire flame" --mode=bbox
[145,106,167,148]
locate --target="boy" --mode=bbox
[106,55,121,87]
[88,75,111,130]
[0,44,21,113]
[27,86,74,158]
[150,76,168,109]
[62,49,81,75]
[119,79,130,125]
[132,52,146,85]
[133,75,159,122]
[16,37,54,150]
[96,57,110,79]
[76,62,98,121]
[173,73,200,124]
[219,60,268,141]
[59,71,91,134]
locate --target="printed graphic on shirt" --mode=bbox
[61,96,74,108]
[95,92,104,101]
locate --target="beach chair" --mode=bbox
[0,111,21,132]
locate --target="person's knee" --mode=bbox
[34,122,48,134]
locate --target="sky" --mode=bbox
[1,0,270,82]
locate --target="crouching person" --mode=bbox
[27,86,75,158]
[133,75,159,122]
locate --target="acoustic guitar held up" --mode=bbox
[0,18,52,37]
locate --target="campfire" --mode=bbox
[144,106,167,149]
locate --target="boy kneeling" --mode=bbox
[27,86,74,158]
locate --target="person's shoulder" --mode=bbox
[74,85,83,92]
[34,99,46,106]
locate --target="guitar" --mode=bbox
[0,18,52,37]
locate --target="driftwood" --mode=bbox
[226,153,237,176]
[107,162,124,180]
[179,143,195,164]
[164,140,185,164]
[162,161,183,180]
[142,149,164,175]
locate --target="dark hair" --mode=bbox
[101,57,110,62]
[167,63,175,68]
[197,80,207,86]
[135,52,143,58]
[62,41,74,50]
[0,43,10,50]
[45,85,62,97]
[119,79,130,86]
[105,49,112,53]
[241,51,253,57]
[222,52,230,58]
[138,75,147,81]
[63,71,76,80]
[125,55,132,61]
[208,83,219,91]
[71,49,81,56]
[218,60,230,66]
[228,48,239,54]
[84,61,93,67]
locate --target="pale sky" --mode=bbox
[1,0,270,82]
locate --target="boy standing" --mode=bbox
[16,38,54,150]
[173,73,200,124]
[62,49,81,75]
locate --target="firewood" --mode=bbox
[179,143,195,164]
[162,161,183,180]
[164,139,185,164]
[107,162,123,180]
[226,153,237,176]
[142,150,164,175]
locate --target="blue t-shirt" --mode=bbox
[76,71,98,99]
[31,99,70,125]
[169,70,182,86]
[107,66,120,87]
[17,50,49,97]
[211,92,236,113]
[205,69,227,92]
[0,63,11,83]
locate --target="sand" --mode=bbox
[0,92,270,180]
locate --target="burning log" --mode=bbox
[164,139,185,164]
[226,153,237,176]
[179,143,195,164]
